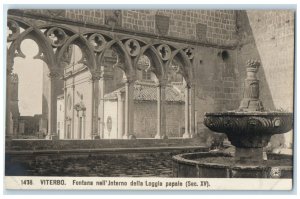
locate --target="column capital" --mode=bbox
[123,76,136,84]
[117,91,125,102]
[157,79,168,88]
[189,82,195,88]
[117,91,123,98]
[185,84,191,89]
[91,75,101,81]
[48,70,61,79]
[7,66,13,75]
[113,61,125,69]
[90,70,102,81]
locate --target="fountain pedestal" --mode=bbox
[235,148,263,164]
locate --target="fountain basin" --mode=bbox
[203,111,293,163]
[204,111,293,147]
[172,152,293,178]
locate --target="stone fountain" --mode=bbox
[173,59,293,178]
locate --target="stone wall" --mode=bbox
[236,10,295,148]
[134,102,185,138]
[246,10,294,111]
[121,10,237,46]
[193,47,241,133]
[6,138,205,151]
[16,9,237,47]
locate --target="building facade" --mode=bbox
[103,81,185,139]
[58,49,187,139]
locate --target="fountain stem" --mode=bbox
[235,147,263,164]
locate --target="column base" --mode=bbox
[123,135,129,139]
[5,135,13,142]
[128,134,136,140]
[155,134,168,139]
[51,135,59,140]
[182,132,191,138]
[45,134,52,140]
[93,135,100,140]
[46,134,59,140]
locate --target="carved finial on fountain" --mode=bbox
[246,59,260,70]
[239,59,264,112]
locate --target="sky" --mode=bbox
[13,39,43,116]
[12,39,83,116]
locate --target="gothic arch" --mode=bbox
[168,48,194,86]
[136,44,165,82]
[97,39,133,76]
[7,26,58,73]
[56,34,97,71]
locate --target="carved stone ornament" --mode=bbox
[91,70,102,81]
[47,70,61,79]
[204,112,292,148]
[104,10,122,27]
[125,39,141,57]
[74,101,86,114]
[46,10,65,17]
[239,59,263,112]
[170,63,181,73]
[196,23,207,41]
[157,44,171,61]
[106,116,112,133]
[155,15,170,35]
[184,47,195,60]
[46,27,67,47]
[65,116,72,121]
[88,33,106,52]
[137,55,151,71]
[7,19,20,41]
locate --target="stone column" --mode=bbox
[63,85,67,139]
[99,77,105,139]
[189,84,195,138]
[195,110,198,136]
[183,84,190,138]
[124,77,135,139]
[47,71,60,140]
[117,92,124,139]
[91,75,100,139]
[71,84,75,139]
[77,111,80,139]
[6,64,13,138]
[155,82,167,139]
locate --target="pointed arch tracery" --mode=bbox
[6,14,197,139]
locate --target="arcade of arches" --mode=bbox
[6,10,294,147]
[6,13,195,140]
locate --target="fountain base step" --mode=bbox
[172,152,292,178]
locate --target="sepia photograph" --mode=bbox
[3,6,295,191]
